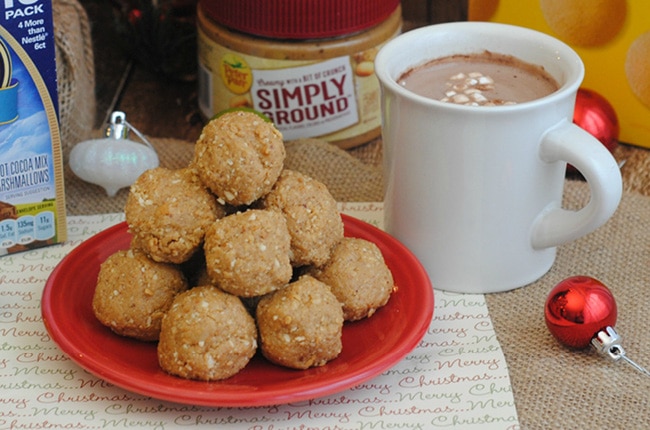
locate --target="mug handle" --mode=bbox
[531,120,622,250]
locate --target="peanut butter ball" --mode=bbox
[261,169,344,267]
[256,275,344,369]
[158,286,257,381]
[125,167,224,264]
[192,111,285,206]
[310,237,394,321]
[92,249,189,341]
[203,209,292,297]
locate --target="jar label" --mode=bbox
[251,57,359,141]
[198,29,384,145]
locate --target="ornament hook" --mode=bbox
[592,326,650,377]
[104,111,155,151]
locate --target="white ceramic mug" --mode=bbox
[375,22,622,294]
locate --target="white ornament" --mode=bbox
[69,111,159,197]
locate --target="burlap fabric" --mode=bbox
[64,135,650,428]
[489,179,650,429]
[53,0,96,158]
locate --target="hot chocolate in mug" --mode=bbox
[375,22,622,294]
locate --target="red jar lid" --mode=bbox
[199,0,401,39]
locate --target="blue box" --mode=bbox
[0,0,66,255]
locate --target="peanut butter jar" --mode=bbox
[197,0,402,149]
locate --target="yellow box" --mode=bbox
[469,0,650,148]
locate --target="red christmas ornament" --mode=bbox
[545,276,650,375]
[544,275,617,349]
[568,88,620,173]
[574,88,620,154]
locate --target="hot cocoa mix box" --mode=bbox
[0,0,67,255]
[469,0,650,148]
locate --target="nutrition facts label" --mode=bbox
[0,210,54,248]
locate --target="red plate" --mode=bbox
[42,214,433,407]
